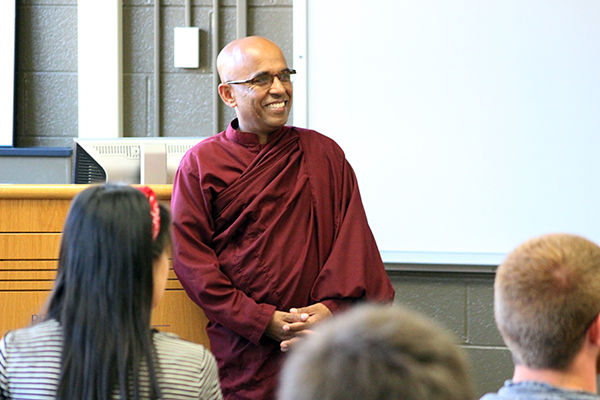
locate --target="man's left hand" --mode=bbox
[279,302,332,351]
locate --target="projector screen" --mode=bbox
[0,1,16,146]
[293,1,600,264]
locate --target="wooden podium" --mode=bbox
[0,184,210,347]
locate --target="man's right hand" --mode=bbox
[264,310,309,342]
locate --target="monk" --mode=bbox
[171,36,395,400]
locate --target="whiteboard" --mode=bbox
[0,1,16,146]
[293,0,600,265]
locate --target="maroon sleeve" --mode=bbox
[171,157,276,345]
[302,131,395,311]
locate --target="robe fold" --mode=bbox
[171,120,395,400]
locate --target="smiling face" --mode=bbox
[217,37,293,140]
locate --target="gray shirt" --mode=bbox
[480,380,600,400]
[0,319,223,399]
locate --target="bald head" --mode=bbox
[216,36,293,138]
[217,36,286,83]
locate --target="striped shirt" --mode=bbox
[0,319,223,399]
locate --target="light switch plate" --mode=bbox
[174,27,200,68]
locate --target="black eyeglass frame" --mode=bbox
[224,68,297,87]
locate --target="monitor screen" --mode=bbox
[73,137,207,184]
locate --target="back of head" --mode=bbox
[278,304,473,400]
[495,233,600,369]
[46,184,171,399]
[49,184,168,325]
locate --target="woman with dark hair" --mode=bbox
[0,184,222,400]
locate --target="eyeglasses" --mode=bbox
[224,68,296,88]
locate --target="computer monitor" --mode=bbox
[73,137,207,184]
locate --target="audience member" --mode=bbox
[278,303,474,400]
[0,184,222,400]
[481,233,600,399]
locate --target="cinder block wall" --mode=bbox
[389,271,513,396]
[14,0,293,146]
[15,0,78,147]
[9,1,514,398]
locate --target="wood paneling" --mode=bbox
[0,233,62,259]
[0,291,50,333]
[0,290,210,348]
[0,199,70,232]
[0,260,58,269]
[152,290,210,347]
[0,184,173,200]
[0,185,209,348]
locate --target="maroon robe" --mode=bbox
[171,120,394,400]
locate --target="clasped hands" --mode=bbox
[265,302,331,352]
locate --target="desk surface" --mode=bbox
[0,184,172,199]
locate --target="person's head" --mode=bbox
[217,36,293,137]
[46,184,171,399]
[278,304,473,400]
[49,184,171,320]
[495,233,600,370]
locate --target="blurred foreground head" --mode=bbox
[278,303,473,400]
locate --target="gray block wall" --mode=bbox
[4,1,514,398]
[390,270,513,397]
[14,0,292,147]
[15,0,78,147]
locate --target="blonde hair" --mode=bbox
[278,304,473,400]
[495,233,600,369]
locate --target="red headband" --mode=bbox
[137,186,160,240]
